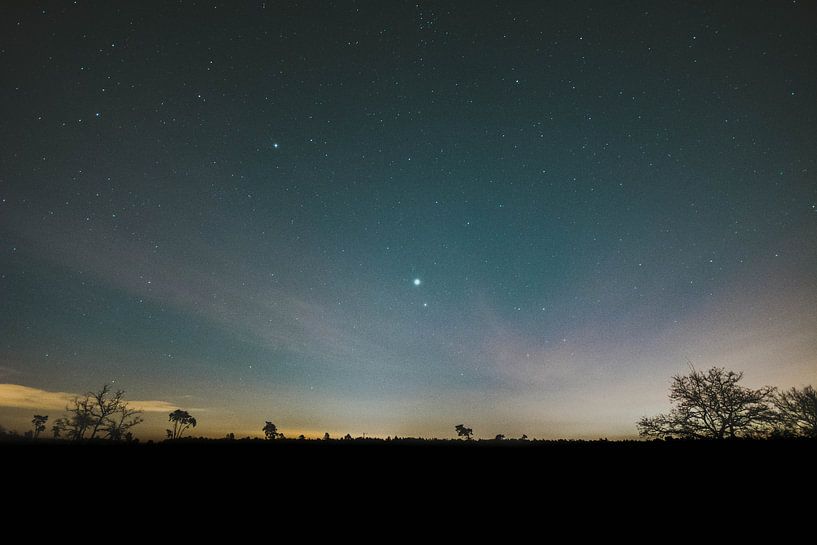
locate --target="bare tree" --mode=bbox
[168,409,197,439]
[63,385,143,441]
[103,405,143,441]
[455,424,473,440]
[88,385,126,439]
[262,421,279,440]
[638,366,775,439]
[32,415,48,439]
[774,386,817,438]
[65,395,95,440]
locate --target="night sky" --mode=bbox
[1,1,815,439]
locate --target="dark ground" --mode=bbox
[5,437,815,479]
[3,439,814,525]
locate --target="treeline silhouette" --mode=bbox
[1,366,815,444]
[638,366,816,439]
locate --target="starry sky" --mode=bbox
[1,1,815,439]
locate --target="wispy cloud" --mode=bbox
[0,383,178,413]
[0,384,74,410]
[128,400,181,413]
[1,208,431,378]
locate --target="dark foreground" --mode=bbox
[5,439,815,519]
[5,437,815,477]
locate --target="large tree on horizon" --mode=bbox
[638,366,775,439]
[62,385,143,441]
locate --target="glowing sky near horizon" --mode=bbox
[0,1,815,439]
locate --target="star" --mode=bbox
[413,278,421,286]
[273,142,279,149]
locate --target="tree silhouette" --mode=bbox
[455,424,473,440]
[774,385,817,438]
[495,434,505,440]
[65,395,95,440]
[87,385,126,439]
[323,432,330,441]
[262,421,279,440]
[520,434,528,440]
[63,385,142,440]
[31,415,48,439]
[51,418,67,439]
[103,403,143,441]
[168,409,197,439]
[637,366,775,439]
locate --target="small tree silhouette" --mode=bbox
[494,434,505,441]
[31,415,48,439]
[262,421,279,440]
[167,409,197,439]
[323,432,330,441]
[774,385,817,438]
[51,418,67,439]
[454,424,473,440]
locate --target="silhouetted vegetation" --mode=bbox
[23,385,146,442]
[455,424,473,440]
[167,409,197,440]
[262,421,279,440]
[1,371,814,446]
[637,366,814,440]
[774,386,817,438]
[51,419,65,439]
[31,415,48,439]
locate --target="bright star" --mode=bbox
[273,143,279,149]
[413,278,421,286]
